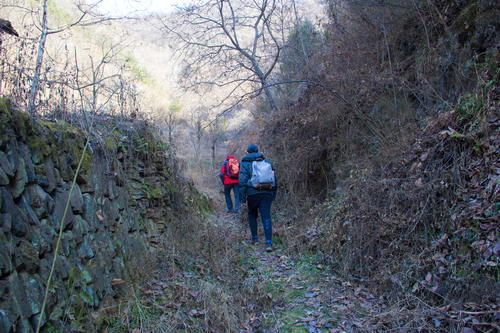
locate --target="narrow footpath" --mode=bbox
[135,199,390,332]
[204,204,388,332]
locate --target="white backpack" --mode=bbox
[249,160,275,190]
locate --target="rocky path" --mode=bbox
[128,203,389,332]
[120,197,495,332]
[209,208,387,332]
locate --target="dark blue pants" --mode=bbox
[224,183,240,212]
[247,193,273,244]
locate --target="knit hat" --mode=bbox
[247,144,258,153]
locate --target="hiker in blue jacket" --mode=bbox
[239,144,277,252]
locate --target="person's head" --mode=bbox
[247,144,258,153]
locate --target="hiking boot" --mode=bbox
[251,238,259,245]
[265,244,272,252]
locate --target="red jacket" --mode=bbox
[220,156,239,185]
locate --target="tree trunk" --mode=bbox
[211,142,216,168]
[28,0,48,115]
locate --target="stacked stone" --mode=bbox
[0,99,186,332]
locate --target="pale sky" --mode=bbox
[97,0,187,16]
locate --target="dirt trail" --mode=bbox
[208,205,387,332]
[136,193,389,332]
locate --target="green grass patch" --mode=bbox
[285,287,307,299]
[274,304,308,332]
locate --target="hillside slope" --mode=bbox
[245,0,498,329]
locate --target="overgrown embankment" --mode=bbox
[99,207,391,332]
[0,99,210,332]
[248,0,498,330]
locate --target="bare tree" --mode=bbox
[166,98,182,147]
[73,41,125,132]
[207,117,227,166]
[188,106,207,163]
[161,0,290,112]
[28,0,122,115]
[28,0,48,114]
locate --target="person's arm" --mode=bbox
[271,161,277,201]
[238,161,249,203]
[219,162,226,184]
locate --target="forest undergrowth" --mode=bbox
[101,176,498,332]
[101,194,400,333]
[246,1,499,331]
[102,0,500,327]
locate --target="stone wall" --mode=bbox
[0,99,206,332]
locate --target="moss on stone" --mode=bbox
[0,98,12,123]
[39,120,62,133]
[34,163,47,180]
[27,133,50,164]
[104,135,116,152]
[0,98,12,146]
[0,98,11,115]
[13,110,34,139]
[72,143,92,174]
[36,120,91,174]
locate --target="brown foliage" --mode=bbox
[243,0,499,329]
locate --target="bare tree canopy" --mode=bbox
[27,0,128,115]
[161,0,291,113]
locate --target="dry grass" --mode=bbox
[231,1,500,330]
[96,203,249,332]
[274,76,498,329]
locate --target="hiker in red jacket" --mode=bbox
[219,155,240,213]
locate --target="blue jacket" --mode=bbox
[238,152,277,202]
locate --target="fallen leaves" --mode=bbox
[304,291,320,298]
[111,278,126,286]
[439,126,463,138]
[189,309,205,317]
